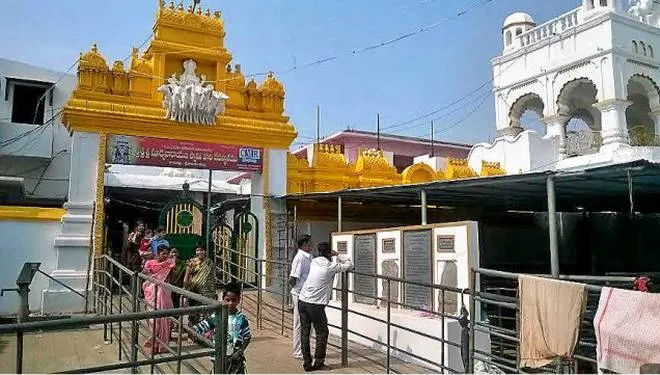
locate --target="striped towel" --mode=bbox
[594,287,660,374]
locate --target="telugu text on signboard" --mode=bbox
[106,135,263,172]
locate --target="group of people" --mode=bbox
[119,221,249,372]
[288,234,354,372]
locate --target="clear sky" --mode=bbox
[1,0,579,147]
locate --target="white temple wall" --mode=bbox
[328,222,481,372]
[468,130,558,174]
[0,219,60,316]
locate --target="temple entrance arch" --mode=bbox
[47,1,296,312]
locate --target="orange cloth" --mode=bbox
[519,275,586,369]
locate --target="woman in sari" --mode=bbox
[142,244,177,354]
[184,247,217,326]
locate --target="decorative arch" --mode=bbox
[401,162,438,184]
[552,61,601,103]
[626,74,660,138]
[633,41,639,54]
[626,74,660,109]
[555,77,601,130]
[505,30,512,46]
[508,92,545,128]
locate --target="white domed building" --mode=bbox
[469,0,660,174]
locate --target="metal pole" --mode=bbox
[15,284,28,374]
[280,266,286,335]
[176,314,183,374]
[421,190,428,225]
[130,274,139,374]
[337,196,343,233]
[214,305,228,373]
[118,269,123,361]
[468,270,477,373]
[546,175,560,278]
[150,284,158,374]
[441,289,445,371]
[206,169,213,253]
[340,272,349,367]
[628,170,634,215]
[377,113,380,150]
[430,121,435,157]
[386,279,391,374]
[316,105,320,145]
[257,260,263,330]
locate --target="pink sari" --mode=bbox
[142,258,175,354]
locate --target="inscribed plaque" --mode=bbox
[403,230,433,310]
[437,235,455,252]
[336,241,348,254]
[382,238,396,254]
[353,234,377,304]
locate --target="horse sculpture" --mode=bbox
[157,60,229,125]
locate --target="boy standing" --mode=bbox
[193,282,251,374]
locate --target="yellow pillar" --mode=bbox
[93,133,107,256]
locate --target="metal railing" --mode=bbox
[1,255,230,374]
[628,126,660,147]
[468,267,634,374]
[215,245,470,373]
[91,255,230,374]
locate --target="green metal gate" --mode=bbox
[158,183,205,260]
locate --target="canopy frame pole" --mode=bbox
[421,190,428,225]
[547,176,559,278]
[337,196,343,232]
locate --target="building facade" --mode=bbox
[0,58,76,205]
[469,0,660,174]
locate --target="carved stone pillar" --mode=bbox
[593,99,632,152]
[543,115,569,159]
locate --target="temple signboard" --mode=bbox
[106,135,263,172]
[353,234,377,305]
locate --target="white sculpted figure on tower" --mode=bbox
[157,59,229,125]
[628,0,660,27]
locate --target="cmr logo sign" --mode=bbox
[239,148,261,165]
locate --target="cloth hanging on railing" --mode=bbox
[594,287,660,374]
[518,275,587,369]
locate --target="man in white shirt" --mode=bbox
[287,234,313,359]
[298,242,353,372]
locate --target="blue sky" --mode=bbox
[1,0,579,146]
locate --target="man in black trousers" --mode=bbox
[298,242,353,372]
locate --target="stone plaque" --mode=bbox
[403,230,433,310]
[437,235,455,252]
[438,261,458,314]
[382,238,396,254]
[381,260,399,307]
[353,234,377,304]
[336,241,348,254]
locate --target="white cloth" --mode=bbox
[299,255,353,306]
[594,287,660,374]
[289,249,312,296]
[292,294,302,357]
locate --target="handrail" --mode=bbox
[0,305,219,334]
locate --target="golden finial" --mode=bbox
[235,64,241,73]
[205,8,211,17]
[92,43,98,53]
[177,3,184,11]
[188,5,194,13]
[169,1,175,9]
[226,64,232,73]
[196,7,202,15]
[214,10,221,18]
[159,0,165,8]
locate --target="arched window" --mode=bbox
[633,41,638,54]
[505,30,512,46]
[600,0,608,5]
[649,45,654,58]
[586,0,595,9]
[516,28,523,36]
[641,41,647,56]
